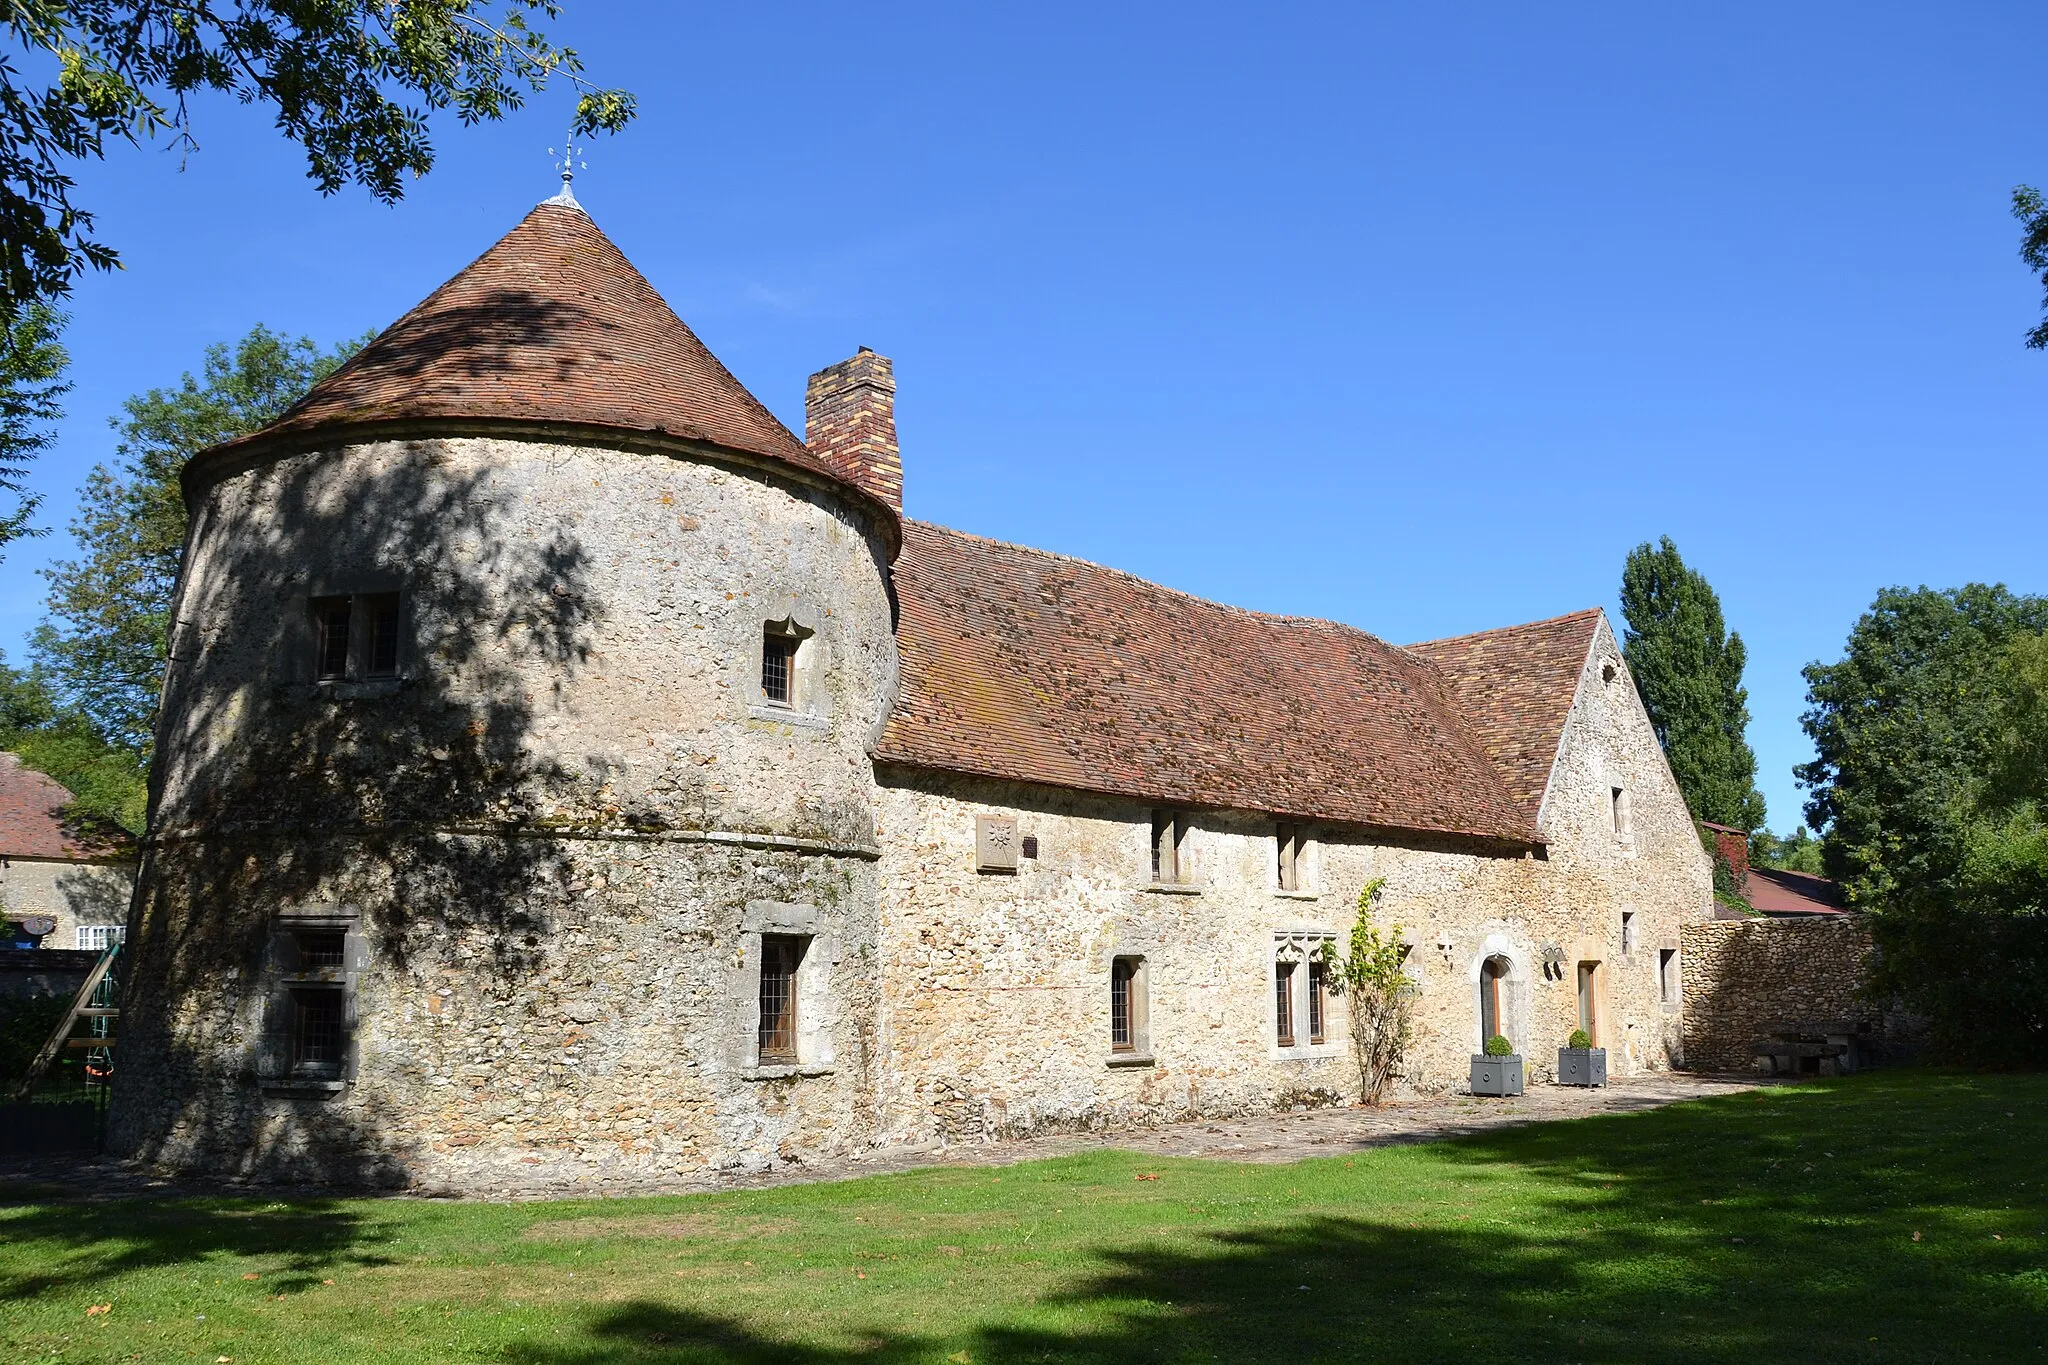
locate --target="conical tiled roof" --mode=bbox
[213,200,878,514]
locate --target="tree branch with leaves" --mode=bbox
[0,2,635,318]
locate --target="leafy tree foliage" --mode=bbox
[1619,536,1766,832]
[1797,585,2048,907]
[0,651,145,832]
[1751,827,1825,876]
[2012,185,2048,349]
[1805,589,2048,1064]
[1861,632,2048,1065]
[0,2,633,319]
[1330,878,1412,1105]
[0,302,68,555]
[22,325,361,825]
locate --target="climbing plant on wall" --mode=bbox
[1330,878,1413,1105]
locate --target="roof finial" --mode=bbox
[546,121,586,209]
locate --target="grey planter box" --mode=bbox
[1556,1047,1608,1087]
[1470,1054,1525,1097]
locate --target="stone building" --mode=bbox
[0,754,135,950]
[107,190,1712,1189]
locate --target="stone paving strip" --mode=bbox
[0,1073,1766,1203]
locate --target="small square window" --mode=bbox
[757,933,804,1063]
[296,928,346,971]
[311,590,403,681]
[761,630,798,707]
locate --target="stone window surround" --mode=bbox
[302,575,408,694]
[1106,954,1152,1066]
[1466,933,1532,1056]
[1271,927,1341,1060]
[1147,809,1192,889]
[747,610,829,730]
[257,902,367,1098]
[1274,822,1318,898]
[1658,941,1682,1011]
[737,899,838,1079]
[1097,931,1158,1067]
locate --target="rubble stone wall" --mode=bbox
[1679,917,1878,1072]
[110,432,897,1193]
[870,618,1711,1144]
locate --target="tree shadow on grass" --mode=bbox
[504,1075,2046,1365]
[0,1196,397,1299]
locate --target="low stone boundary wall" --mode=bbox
[1680,917,1880,1072]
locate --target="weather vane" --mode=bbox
[547,122,586,206]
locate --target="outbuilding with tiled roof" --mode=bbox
[0,754,135,950]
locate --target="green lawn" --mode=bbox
[2,1070,2043,1363]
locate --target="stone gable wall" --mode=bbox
[1679,917,1879,1072]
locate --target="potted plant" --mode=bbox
[1470,1034,1524,1097]
[1556,1028,1607,1087]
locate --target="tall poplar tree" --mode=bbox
[1619,537,1766,832]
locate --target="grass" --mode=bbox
[1,1069,2043,1363]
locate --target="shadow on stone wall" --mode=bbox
[55,864,132,926]
[113,438,607,1180]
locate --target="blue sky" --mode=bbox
[3,3,2043,835]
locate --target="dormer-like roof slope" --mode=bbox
[1404,609,1603,815]
[208,202,890,532]
[0,754,133,861]
[876,522,1539,845]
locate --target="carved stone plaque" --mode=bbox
[975,813,1020,873]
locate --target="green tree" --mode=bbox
[2012,185,2048,348]
[1797,585,2048,907]
[1619,536,1766,831]
[0,302,69,555]
[0,2,633,319]
[1329,879,1412,1105]
[1750,827,1825,876]
[1861,630,2048,1065]
[0,651,145,832]
[30,324,362,774]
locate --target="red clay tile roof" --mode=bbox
[876,522,1539,844]
[1403,610,1602,815]
[205,201,895,541]
[1745,866,1849,916]
[0,754,133,861]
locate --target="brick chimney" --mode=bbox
[805,348,900,512]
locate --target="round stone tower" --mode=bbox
[107,196,903,1190]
